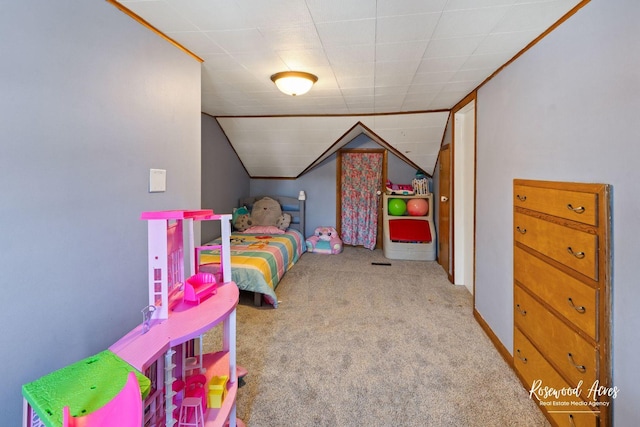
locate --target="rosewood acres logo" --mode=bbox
[529,379,619,408]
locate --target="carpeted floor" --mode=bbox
[204,246,550,426]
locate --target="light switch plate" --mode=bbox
[149,169,166,192]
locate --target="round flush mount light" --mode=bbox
[270,71,318,96]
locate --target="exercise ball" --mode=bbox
[407,198,429,216]
[388,198,407,216]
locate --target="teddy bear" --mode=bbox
[305,226,343,254]
[233,197,291,232]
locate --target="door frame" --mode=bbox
[453,98,476,295]
[336,148,387,249]
[447,91,478,294]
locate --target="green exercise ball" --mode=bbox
[388,198,407,216]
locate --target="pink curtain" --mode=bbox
[341,152,383,250]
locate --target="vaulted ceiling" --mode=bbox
[116,0,584,177]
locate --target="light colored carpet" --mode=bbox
[205,246,549,426]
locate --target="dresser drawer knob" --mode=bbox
[568,414,576,427]
[567,353,587,373]
[516,226,527,234]
[516,349,527,363]
[567,203,586,214]
[516,194,527,202]
[567,297,586,314]
[567,247,586,259]
[516,304,527,316]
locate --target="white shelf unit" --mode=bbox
[382,193,436,261]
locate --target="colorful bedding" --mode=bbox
[198,229,305,307]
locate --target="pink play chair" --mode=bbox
[62,371,142,427]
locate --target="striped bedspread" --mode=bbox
[198,229,305,307]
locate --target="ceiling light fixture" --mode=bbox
[270,71,318,96]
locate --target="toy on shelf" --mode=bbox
[385,179,415,195]
[207,375,229,409]
[177,396,204,427]
[184,272,217,304]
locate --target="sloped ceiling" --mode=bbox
[116,0,585,177]
[217,112,449,177]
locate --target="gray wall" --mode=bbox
[474,0,639,423]
[201,114,250,242]
[0,2,201,424]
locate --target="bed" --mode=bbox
[197,194,306,307]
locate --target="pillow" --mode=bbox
[242,225,285,234]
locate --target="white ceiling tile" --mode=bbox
[445,0,516,11]
[315,19,376,46]
[416,56,468,73]
[423,35,485,58]
[206,29,270,54]
[119,0,585,177]
[306,0,376,23]
[375,13,441,43]
[376,0,448,17]
[259,24,323,51]
[325,45,376,66]
[432,6,511,38]
[163,0,251,31]
[276,49,331,69]
[236,0,313,28]
[337,77,376,91]
[411,71,455,85]
[376,41,429,63]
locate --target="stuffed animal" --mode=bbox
[305,226,343,254]
[233,213,253,232]
[232,197,291,232]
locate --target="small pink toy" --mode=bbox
[305,226,343,254]
[385,179,415,195]
[184,272,217,304]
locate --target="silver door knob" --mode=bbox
[376,190,382,195]
[441,196,449,202]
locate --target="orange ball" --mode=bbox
[406,198,429,216]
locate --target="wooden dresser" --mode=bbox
[512,179,612,427]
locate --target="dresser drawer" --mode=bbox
[514,212,598,280]
[514,286,598,388]
[514,184,598,226]
[514,246,598,340]
[514,329,599,427]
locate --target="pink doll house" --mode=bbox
[22,209,244,427]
